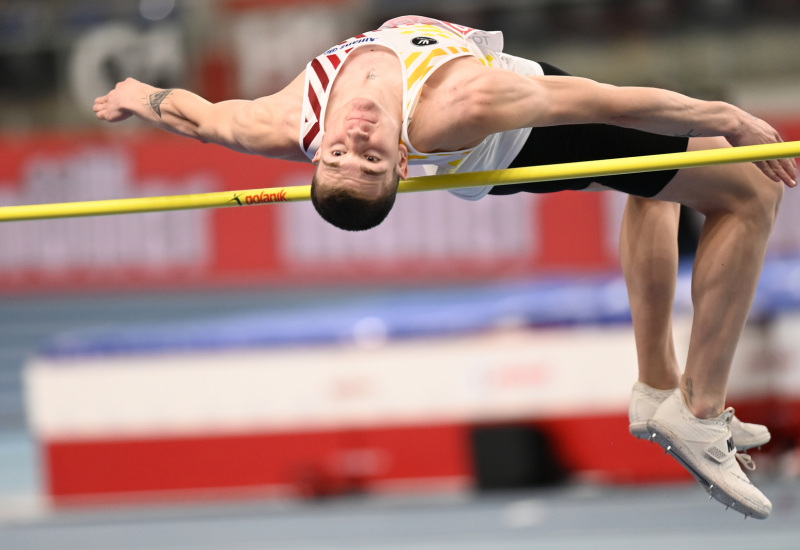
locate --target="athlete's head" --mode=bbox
[311,98,408,231]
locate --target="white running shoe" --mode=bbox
[647,389,772,519]
[629,381,770,451]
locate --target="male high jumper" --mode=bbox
[94,15,796,518]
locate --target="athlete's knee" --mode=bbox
[624,195,680,230]
[730,168,783,230]
[767,176,784,222]
[751,171,783,224]
[642,195,680,216]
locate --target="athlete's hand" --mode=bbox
[727,114,797,188]
[93,78,148,123]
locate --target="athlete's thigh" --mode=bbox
[653,136,778,215]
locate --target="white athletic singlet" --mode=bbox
[299,16,544,200]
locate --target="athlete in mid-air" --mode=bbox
[95,15,796,518]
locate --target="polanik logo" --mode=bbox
[411,36,438,46]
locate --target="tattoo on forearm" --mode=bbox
[685,378,694,404]
[675,129,702,138]
[148,89,174,118]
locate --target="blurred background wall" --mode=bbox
[2,0,800,510]
[4,0,800,298]
[4,0,800,129]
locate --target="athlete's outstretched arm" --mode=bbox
[460,69,797,186]
[93,76,306,160]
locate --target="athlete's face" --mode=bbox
[313,98,408,197]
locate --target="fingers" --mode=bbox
[767,128,797,187]
[93,96,107,120]
[780,157,798,187]
[768,158,797,188]
[757,158,798,188]
[736,117,798,187]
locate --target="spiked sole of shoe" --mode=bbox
[648,427,767,520]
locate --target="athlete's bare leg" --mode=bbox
[654,136,784,419]
[620,196,681,391]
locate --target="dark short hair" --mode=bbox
[310,169,400,231]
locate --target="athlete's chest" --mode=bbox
[330,47,401,88]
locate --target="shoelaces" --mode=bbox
[722,407,757,471]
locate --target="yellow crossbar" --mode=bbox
[1,141,798,222]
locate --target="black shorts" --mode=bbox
[488,62,690,198]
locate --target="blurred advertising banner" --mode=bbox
[0,132,624,293]
[8,120,798,294]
